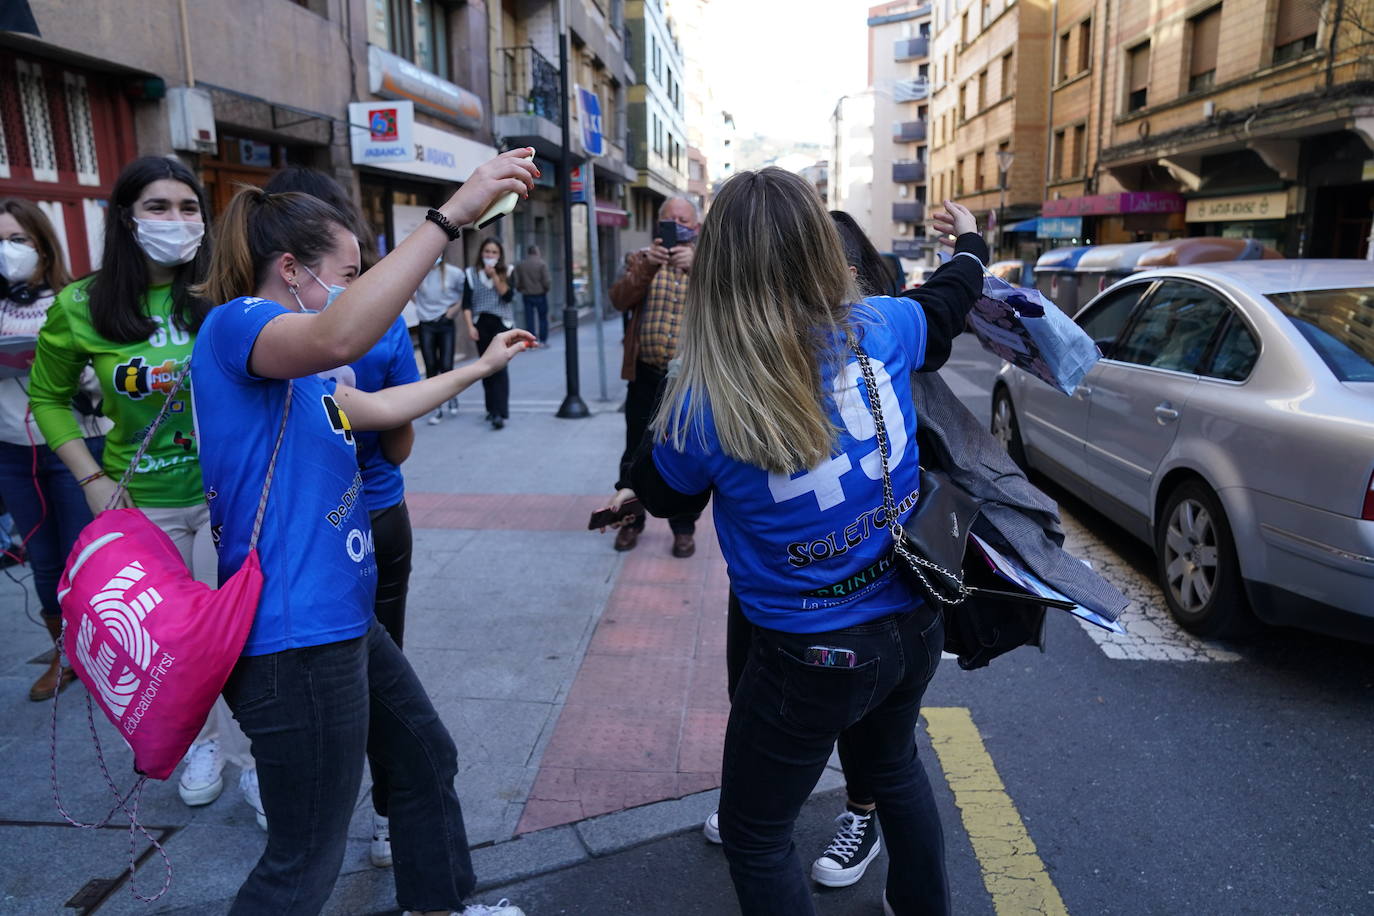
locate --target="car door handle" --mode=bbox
[1154,403,1180,422]
[1075,385,1092,398]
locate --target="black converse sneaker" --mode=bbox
[810,807,881,887]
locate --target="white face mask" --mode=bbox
[482,256,499,268]
[0,241,40,285]
[133,218,205,267]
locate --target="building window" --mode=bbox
[1127,42,1150,112]
[1000,52,1013,99]
[977,71,987,110]
[956,159,965,195]
[1189,6,1221,93]
[1058,29,1071,82]
[1274,0,1320,63]
[1053,128,1066,180]
[960,12,969,47]
[1078,18,1093,74]
[1072,124,1086,176]
[974,150,985,191]
[958,83,967,120]
[372,0,450,78]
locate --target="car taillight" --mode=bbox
[1364,470,1374,521]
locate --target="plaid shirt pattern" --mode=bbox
[636,265,689,369]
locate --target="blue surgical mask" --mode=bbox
[301,263,345,311]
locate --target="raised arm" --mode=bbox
[246,151,537,380]
[902,201,986,372]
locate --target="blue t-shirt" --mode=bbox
[653,296,929,633]
[192,297,376,656]
[314,317,420,513]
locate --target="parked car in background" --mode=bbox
[991,261,1374,642]
[987,259,1033,287]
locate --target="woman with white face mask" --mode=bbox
[461,238,517,429]
[0,198,111,701]
[27,156,259,823]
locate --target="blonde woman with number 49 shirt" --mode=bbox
[27,156,259,822]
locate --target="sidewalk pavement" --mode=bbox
[0,314,862,916]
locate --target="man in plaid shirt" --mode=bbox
[608,197,700,557]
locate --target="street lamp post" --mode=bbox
[996,149,1015,259]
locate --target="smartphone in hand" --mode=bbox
[656,220,681,251]
[589,498,643,531]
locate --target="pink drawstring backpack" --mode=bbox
[50,366,290,902]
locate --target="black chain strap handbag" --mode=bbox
[848,335,1055,670]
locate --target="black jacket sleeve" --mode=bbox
[626,423,712,519]
[900,232,988,372]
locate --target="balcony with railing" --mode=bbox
[894,77,929,103]
[895,37,929,61]
[893,202,925,223]
[494,45,564,158]
[892,160,926,183]
[892,238,925,258]
[893,119,927,142]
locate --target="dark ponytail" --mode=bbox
[88,156,213,342]
[829,210,900,298]
[195,187,348,306]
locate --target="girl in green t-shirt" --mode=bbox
[28,156,257,821]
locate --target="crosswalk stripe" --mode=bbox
[924,707,1070,916]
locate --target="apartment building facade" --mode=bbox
[624,0,688,250]
[868,2,934,260]
[830,91,879,239]
[927,0,1052,260]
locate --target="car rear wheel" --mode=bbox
[1155,480,1251,638]
[990,387,1028,469]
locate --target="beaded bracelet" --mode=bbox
[76,469,107,487]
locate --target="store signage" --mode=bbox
[238,139,272,167]
[1038,217,1082,239]
[348,101,415,164]
[576,84,604,157]
[1185,192,1288,222]
[570,166,586,204]
[351,115,498,184]
[1043,191,1184,217]
[368,45,482,130]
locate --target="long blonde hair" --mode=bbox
[652,168,859,474]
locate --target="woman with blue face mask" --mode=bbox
[0,197,111,702]
[27,156,260,823]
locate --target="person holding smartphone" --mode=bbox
[607,197,701,558]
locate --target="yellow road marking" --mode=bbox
[924,707,1070,916]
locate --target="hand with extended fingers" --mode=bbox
[931,200,978,248]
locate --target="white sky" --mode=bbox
[695,0,876,146]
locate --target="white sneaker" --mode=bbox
[401,902,524,916]
[177,739,224,806]
[370,813,392,867]
[427,411,442,426]
[810,808,881,888]
[702,810,722,844]
[447,398,459,417]
[239,767,268,831]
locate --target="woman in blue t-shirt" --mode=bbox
[625,168,984,916]
[191,150,537,916]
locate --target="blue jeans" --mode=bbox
[0,437,102,617]
[224,622,475,914]
[718,607,950,916]
[522,293,549,342]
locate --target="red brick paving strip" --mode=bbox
[516,512,732,834]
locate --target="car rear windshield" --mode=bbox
[1266,288,1374,382]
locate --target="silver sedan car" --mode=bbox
[990,260,1374,640]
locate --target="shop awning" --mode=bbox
[1007,218,1040,232]
[595,201,630,228]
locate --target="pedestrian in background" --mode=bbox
[263,166,422,871]
[0,197,109,701]
[412,255,465,426]
[513,244,551,344]
[26,157,259,822]
[192,148,535,916]
[461,238,516,430]
[625,168,987,916]
[608,196,701,558]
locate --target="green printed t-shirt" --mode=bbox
[30,278,202,508]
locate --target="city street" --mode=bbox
[1,319,1370,915]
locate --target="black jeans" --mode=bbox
[718,607,950,916]
[474,312,510,419]
[368,499,414,816]
[618,360,697,535]
[522,293,549,342]
[726,592,874,807]
[418,317,456,380]
[224,623,475,915]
